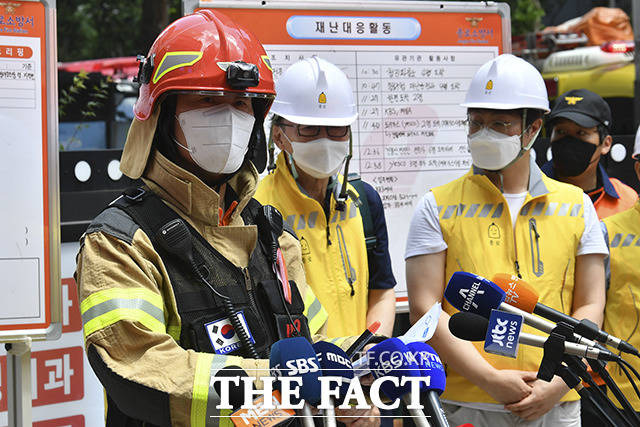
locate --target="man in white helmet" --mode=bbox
[256,56,397,340]
[405,54,607,425]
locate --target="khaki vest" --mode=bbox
[255,153,369,338]
[432,164,585,403]
[603,202,640,410]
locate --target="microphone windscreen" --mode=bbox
[491,273,538,313]
[211,365,248,409]
[448,312,489,342]
[406,342,446,395]
[368,338,420,400]
[269,337,322,405]
[444,272,506,318]
[313,341,354,398]
[313,341,354,377]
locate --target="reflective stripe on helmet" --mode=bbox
[152,51,204,84]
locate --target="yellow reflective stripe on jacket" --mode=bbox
[191,353,237,426]
[80,288,165,337]
[167,324,181,342]
[192,353,214,427]
[303,288,328,335]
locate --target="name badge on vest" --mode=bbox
[205,311,255,355]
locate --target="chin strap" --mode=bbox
[335,133,354,212]
[267,131,277,173]
[496,109,541,176]
[285,151,299,180]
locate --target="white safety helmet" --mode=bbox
[271,56,358,126]
[634,124,640,160]
[461,54,550,112]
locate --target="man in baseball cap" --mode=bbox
[542,88,637,218]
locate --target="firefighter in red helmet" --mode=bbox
[75,10,329,426]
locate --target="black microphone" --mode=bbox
[210,365,248,409]
[449,312,619,362]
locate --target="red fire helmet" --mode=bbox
[133,9,275,121]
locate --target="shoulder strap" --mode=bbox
[112,187,181,244]
[347,174,377,251]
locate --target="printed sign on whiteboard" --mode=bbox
[0,1,55,331]
[265,45,497,300]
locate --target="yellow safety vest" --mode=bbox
[432,161,585,404]
[603,202,640,410]
[255,153,369,338]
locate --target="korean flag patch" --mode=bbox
[205,311,255,355]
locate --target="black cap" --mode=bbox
[548,89,612,129]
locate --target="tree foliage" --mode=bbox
[506,0,545,35]
[57,0,181,62]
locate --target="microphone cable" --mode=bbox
[616,358,640,400]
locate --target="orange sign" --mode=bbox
[0,44,31,57]
[193,2,508,304]
[203,8,503,50]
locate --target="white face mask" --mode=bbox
[283,133,349,179]
[176,104,255,174]
[467,126,539,171]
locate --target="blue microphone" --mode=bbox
[313,341,354,427]
[406,342,445,394]
[368,338,421,399]
[368,338,431,427]
[444,271,506,318]
[313,341,354,399]
[407,342,449,427]
[270,337,321,427]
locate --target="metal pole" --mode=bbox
[634,0,640,129]
[6,339,32,427]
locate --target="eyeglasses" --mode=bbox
[279,123,350,138]
[467,117,515,134]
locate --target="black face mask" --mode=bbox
[551,135,599,177]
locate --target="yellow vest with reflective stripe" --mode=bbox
[432,165,585,404]
[603,202,640,410]
[255,153,369,338]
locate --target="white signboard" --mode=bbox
[0,0,60,338]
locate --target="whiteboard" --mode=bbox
[0,0,60,340]
[187,0,510,311]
